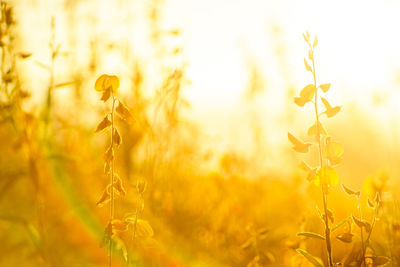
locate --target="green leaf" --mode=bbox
[296,249,324,267]
[297,232,325,240]
[113,235,128,262]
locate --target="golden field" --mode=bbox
[0,0,400,266]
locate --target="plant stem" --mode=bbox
[109,92,116,267]
[362,203,379,265]
[357,196,366,267]
[43,17,56,140]
[311,44,333,267]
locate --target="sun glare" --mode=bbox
[1,0,400,266]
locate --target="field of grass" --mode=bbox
[0,0,400,266]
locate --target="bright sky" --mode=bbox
[164,0,400,162]
[16,0,400,173]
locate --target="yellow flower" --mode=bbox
[94,74,119,93]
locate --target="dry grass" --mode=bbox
[0,1,399,267]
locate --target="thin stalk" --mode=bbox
[109,92,116,267]
[129,191,143,267]
[132,191,144,240]
[43,17,56,140]
[1,45,5,94]
[362,204,379,264]
[0,3,8,96]
[310,45,333,267]
[357,196,366,267]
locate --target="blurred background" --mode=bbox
[0,0,400,266]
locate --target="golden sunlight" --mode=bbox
[1,0,400,266]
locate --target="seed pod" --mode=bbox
[136,179,147,194]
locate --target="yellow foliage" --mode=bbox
[95,74,120,92]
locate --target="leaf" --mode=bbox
[96,189,111,207]
[342,184,360,196]
[17,52,32,59]
[34,60,51,70]
[320,97,332,109]
[299,161,312,172]
[100,87,111,102]
[95,74,108,91]
[288,132,311,153]
[95,74,120,92]
[319,83,331,93]
[241,238,253,250]
[302,32,309,43]
[363,220,371,233]
[367,198,375,208]
[113,176,126,196]
[300,84,315,101]
[325,106,341,118]
[321,97,341,118]
[304,58,312,72]
[375,192,381,204]
[313,35,318,48]
[104,161,111,174]
[372,256,390,266]
[136,179,147,194]
[336,232,353,243]
[111,219,128,232]
[325,209,334,223]
[299,162,318,182]
[113,128,121,147]
[257,227,269,236]
[307,121,327,136]
[135,219,154,238]
[294,97,308,107]
[26,223,41,247]
[352,215,365,229]
[296,249,324,267]
[306,169,317,182]
[116,101,133,121]
[332,216,351,232]
[294,84,315,107]
[124,215,136,223]
[54,81,75,88]
[325,141,344,166]
[297,232,325,240]
[104,146,114,164]
[112,235,128,262]
[102,223,112,246]
[95,115,111,133]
